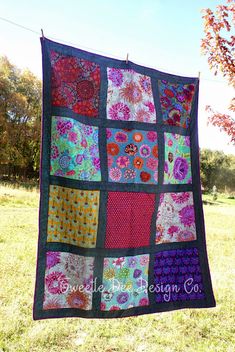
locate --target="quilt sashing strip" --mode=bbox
[33,37,216,320]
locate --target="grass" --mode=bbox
[0,184,234,352]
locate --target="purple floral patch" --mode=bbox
[154,248,205,303]
[173,157,189,180]
[108,68,124,87]
[179,205,195,227]
[46,252,61,269]
[158,80,195,128]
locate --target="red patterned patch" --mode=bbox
[50,51,100,117]
[105,191,155,248]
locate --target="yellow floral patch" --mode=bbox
[47,185,100,248]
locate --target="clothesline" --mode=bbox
[0,15,231,84]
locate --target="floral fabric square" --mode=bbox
[47,186,100,248]
[154,248,205,303]
[156,192,196,244]
[50,116,101,181]
[107,128,158,184]
[101,254,150,311]
[107,68,156,123]
[43,252,94,310]
[105,191,155,248]
[50,51,100,117]
[158,80,195,128]
[164,133,191,184]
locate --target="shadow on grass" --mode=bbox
[202,200,219,206]
[0,179,39,190]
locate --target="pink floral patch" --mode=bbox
[109,102,131,121]
[50,51,100,117]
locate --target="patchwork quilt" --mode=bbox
[33,37,216,319]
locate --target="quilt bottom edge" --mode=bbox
[33,297,216,320]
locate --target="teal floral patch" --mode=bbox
[164,133,191,184]
[101,254,150,311]
[50,116,101,181]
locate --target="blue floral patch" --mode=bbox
[106,128,158,184]
[101,254,150,311]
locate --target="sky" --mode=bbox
[0,0,234,154]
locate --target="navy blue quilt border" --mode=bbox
[33,37,216,320]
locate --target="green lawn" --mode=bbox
[0,184,234,352]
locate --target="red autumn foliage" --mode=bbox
[201,0,235,144]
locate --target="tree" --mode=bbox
[201,0,235,144]
[200,148,235,191]
[0,56,42,179]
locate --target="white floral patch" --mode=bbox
[107,68,156,123]
[156,192,196,244]
[43,252,94,310]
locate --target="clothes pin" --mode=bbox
[126,53,129,64]
[41,28,45,39]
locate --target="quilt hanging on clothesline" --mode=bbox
[33,37,216,320]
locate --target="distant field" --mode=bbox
[0,184,234,352]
